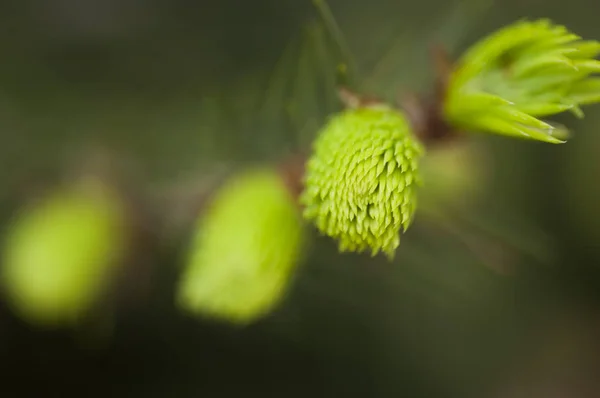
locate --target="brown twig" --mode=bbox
[278,153,307,207]
[399,43,462,147]
[337,86,387,109]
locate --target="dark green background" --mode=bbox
[1,0,600,396]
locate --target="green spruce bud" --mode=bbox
[301,106,424,259]
[444,19,600,143]
[177,168,304,324]
[1,179,127,327]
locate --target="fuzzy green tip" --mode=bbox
[1,181,126,327]
[177,168,304,324]
[301,107,424,259]
[445,18,600,143]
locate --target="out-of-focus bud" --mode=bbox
[176,168,305,324]
[562,112,600,248]
[417,140,488,220]
[1,176,128,328]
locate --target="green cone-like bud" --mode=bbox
[177,168,304,324]
[1,179,127,327]
[301,106,424,259]
[445,19,600,143]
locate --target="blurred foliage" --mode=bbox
[1,175,127,327]
[177,168,305,324]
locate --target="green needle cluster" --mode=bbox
[444,19,600,143]
[301,107,424,259]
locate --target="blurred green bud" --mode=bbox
[561,111,600,249]
[418,141,488,219]
[1,179,127,327]
[177,168,304,324]
[301,106,424,259]
[444,19,600,143]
